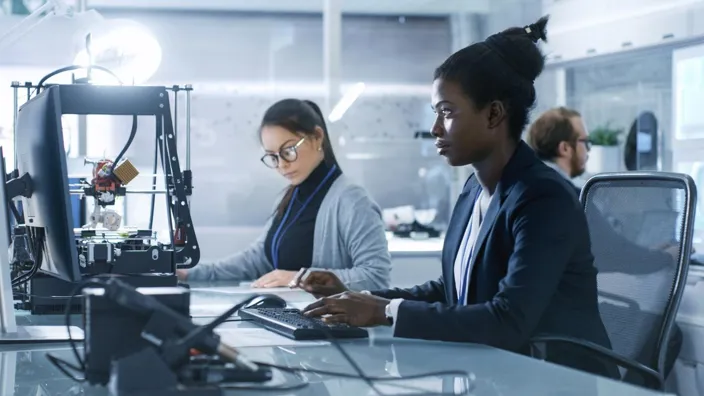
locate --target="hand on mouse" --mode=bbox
[296,270,347,298]
[252,270,297,288]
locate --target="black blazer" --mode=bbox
[373,142,615,377]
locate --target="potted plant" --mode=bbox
[587,123,623,174]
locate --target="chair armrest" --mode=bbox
[530,335,663,389]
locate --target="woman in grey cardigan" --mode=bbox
[178,99,391,291]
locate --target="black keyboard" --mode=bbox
[238,307,368,340]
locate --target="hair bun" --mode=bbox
[524,15,549,43]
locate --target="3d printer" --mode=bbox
[9,75,199,313]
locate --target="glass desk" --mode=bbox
[1,283,674,396]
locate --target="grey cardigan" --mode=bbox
[186,175,391,291]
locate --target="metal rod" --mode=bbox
[0,0,57,52]
[185,84,192,170]
[173,87,178,146]
[11,82,19,170]
[75,0,87,13]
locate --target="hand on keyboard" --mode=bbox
[301,291,390,327]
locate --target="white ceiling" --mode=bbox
[86,0,491,15]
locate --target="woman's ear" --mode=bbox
[313,126,325,141]
[487,101,507,129]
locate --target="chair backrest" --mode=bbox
[581,172,696,376]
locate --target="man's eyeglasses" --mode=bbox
[576,138,592,151]
[261,138,306,169]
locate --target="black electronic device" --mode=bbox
[0,148,12,246]
[5,80,206,316]
[14,88,81,282]
[83,284,192,385]
[243,294,287,309]
[0,147,83,342]
[238,307,369,340]
[392,220,442,239]
[24,272,176,315]
[625,111,659,171]
[79,278,271,395]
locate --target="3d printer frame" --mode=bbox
[10,83,200,277]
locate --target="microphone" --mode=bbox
[99,277,258,372]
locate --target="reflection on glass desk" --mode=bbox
[0,338,674,395]
[3,283,675,395]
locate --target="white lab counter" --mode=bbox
[193,227,445,288]
[195,227,444,258]
[385,232,443,258]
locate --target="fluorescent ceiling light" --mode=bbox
[328,82,365,123]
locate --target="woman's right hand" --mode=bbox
[176,269,188,281]
[297,271,347,298]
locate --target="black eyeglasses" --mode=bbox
[260,138,306,169]
[576,138,592,151]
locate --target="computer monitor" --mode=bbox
[0,153,83,342]
[0,149,11,246]
[14,85,80,283]
[0,86,84,343]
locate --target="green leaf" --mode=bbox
[589,122,623,146]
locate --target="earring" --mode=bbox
[317,146,322,151]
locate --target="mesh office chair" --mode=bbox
[530,172,697,390]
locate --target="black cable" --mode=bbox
[236,362,471,394]
[200,299,471,395]
[8,201,21,224]
[259,362,469,383]
[311,318,382,395]
[11,227,44,286]
[45,353,85,383]
[111,115,138,172]
[44,278,109,382]
[46,286,472,395]
[34,64,134,178]
[34,65,123,95]
[220,369,310,392]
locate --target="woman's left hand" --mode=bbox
[252,270,297,288]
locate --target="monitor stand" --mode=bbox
[0,162,83,343]
[0,241,83,343]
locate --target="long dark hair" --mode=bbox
[260,99,340,218]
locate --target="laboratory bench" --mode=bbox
[1,283,675,396]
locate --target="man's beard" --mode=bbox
[570,155,585,178]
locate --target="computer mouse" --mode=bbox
[243,294,287,309]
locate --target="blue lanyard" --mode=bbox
[270,164,338,269]
[458,191,482,305]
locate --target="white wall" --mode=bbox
[544,0,704,63]
[0,10,455,232]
